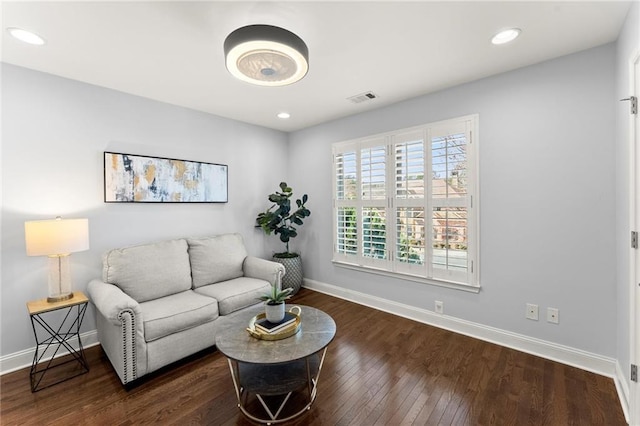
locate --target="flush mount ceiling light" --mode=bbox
[491,28,521,45]
[224,24,309,86]
[277,112,291,119]
[7,27,45,45]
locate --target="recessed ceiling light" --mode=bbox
[277,112,291,119]
[491,28,521,45]
[7,27,45,45]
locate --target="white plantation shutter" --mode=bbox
[333,115,478,289]
[333,144,358,263]
[362,206,387,262]
[429,121,472,284]
[360,142,386,201]
[335,149,357,201]
[336,207,357,256]
[394,132,425,200]
[393,130,426,275]
[360,139,388,267]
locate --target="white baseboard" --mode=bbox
[0,330,99,375]
[615,360,631,423]
[303,278,618,378]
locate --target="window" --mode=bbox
[332,115,479,290]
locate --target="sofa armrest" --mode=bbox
[87,279,146,384]
[87,278,142,325]
[243,256,285,285]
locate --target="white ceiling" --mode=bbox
[1,1,632,132]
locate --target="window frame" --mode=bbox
[332,114,480,292]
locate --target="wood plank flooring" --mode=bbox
[1,289,626,425]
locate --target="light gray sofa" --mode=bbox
[87,233,285,385]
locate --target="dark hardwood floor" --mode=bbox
[1,289,626,425]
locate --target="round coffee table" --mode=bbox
[216,304,336,424]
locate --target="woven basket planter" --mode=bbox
[273,255,303,295]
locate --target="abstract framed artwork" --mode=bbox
[104,152,228,203]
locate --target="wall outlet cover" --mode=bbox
[526,303,539,321]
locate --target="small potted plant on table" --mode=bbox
[259,283,293,323]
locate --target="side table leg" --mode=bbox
[227,359,242,406]
[225,346,331,424]
[306,347,328,405]
[29,303,89,392]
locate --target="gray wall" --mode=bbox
[615,0,640,392]
[289,43,617,356]
[0,63,289,356]
[2,24,636,366]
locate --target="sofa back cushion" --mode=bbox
[103,239,192,302]
[188,233,247,288]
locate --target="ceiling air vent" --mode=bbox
[347,91,379,104]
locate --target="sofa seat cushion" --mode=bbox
[188,234,248,288]
[139,291,219,342]
[194,277,270,316]
[103,239,192,303]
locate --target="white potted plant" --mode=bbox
[259,283,293,323]
[256,182,310,294]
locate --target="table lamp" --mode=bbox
[24,217,90,302]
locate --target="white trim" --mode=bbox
[629,47,640,426]
[303,278,617,378]
[0,330,99,375]
[332,260,480,293]
[616,359,631,423]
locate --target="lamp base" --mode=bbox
[47,292,73,303]
[47,255,73,303]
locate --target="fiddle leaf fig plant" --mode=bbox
[256,182,311,257]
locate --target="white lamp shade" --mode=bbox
[25,218,90,256]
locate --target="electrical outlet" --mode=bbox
[435,300,444,314]
[547,307,559,324]
[526,303,539,320]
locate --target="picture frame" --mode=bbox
[104,152,228,203]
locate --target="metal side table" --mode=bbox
[27,291,90,392]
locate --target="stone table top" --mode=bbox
[215,304,336,364]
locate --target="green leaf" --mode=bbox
[257,182,310,252]
[259,284,293,303]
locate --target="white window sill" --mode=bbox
[332,260,481,293]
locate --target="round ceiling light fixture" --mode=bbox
[277,112,291,119]
[224,24,309,87]
[7,27,45,45]
[491,28,521,45]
